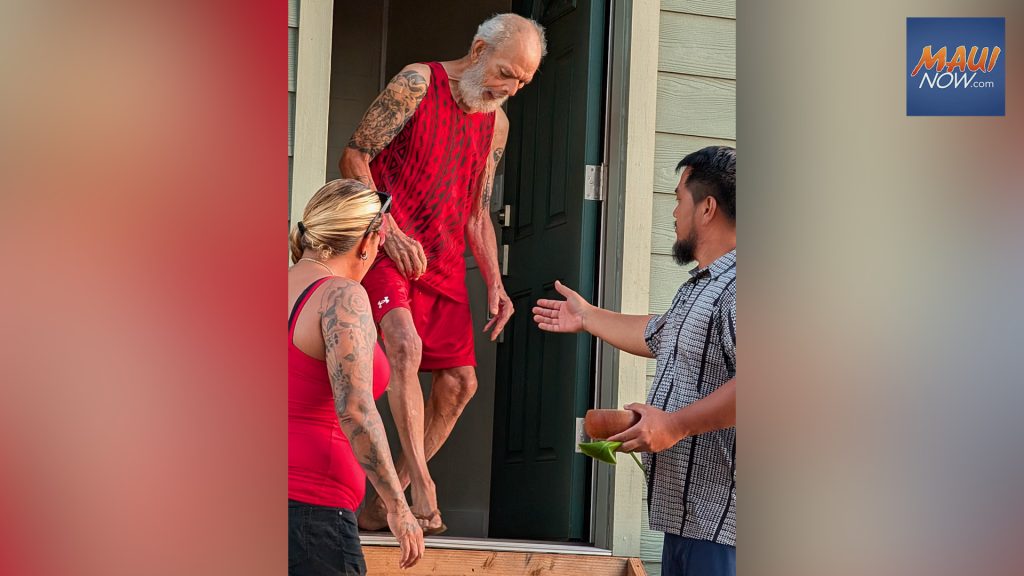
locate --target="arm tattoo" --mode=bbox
[347,70,428,159]
[320,280,401,494]
[479,147,504,214]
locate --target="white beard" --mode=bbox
[458,59,508,113]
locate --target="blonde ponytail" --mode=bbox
[289,223,304,264]
[290,179,381,263]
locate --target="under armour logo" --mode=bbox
[377,296,390,309]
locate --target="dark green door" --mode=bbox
[489,0,607,540]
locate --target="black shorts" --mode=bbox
[288,500,365,576]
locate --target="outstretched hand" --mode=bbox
[532,280,590,334]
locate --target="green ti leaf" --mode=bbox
[579,440,648,480]
[579,440,622,464]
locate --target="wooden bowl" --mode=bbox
[584,409,639,440]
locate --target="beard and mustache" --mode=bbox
[457,57,509,113]
[672,226,698,266]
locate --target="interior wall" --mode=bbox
[384,0,511,81]
[325,1,384,182]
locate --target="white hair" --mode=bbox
[473,13,547,58]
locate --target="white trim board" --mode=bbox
[360,534,613,556]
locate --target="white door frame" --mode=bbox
[290,0,660,558]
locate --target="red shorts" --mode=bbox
[361,258,476,370]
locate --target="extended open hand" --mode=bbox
[532,280,589,334]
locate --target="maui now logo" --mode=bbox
[911,45,1001,89]
[907,18,1005,116]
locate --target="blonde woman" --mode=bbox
[288,179,422,574]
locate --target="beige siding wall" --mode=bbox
[288,0,299,203]
[641,2,736,574]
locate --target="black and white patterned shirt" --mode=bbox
[644,249,736,546]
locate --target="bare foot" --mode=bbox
[357,494,388,532]
[413,509,446,536]
[409,480,443,533]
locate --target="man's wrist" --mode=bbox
[384,215,404,241]
[669,409,692,443]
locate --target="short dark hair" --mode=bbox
[676,146,736,222]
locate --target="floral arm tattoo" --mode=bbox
[346,69,428,159]
[320,280,404,502]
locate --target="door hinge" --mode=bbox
[584,164,606,202]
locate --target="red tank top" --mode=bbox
[288,277,390,510]
[369,61,496,292]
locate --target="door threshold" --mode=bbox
[359,533,613,556]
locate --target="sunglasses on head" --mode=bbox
[363,191,392,237]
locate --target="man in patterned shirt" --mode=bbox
[533,146,737,576]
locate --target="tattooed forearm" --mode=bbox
[480,173,494,214]
[478,147,503,214]
[342,400,393,487]
[347,69,428,159]
[320,280,404,500]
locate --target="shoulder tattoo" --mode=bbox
[347,70,428,158]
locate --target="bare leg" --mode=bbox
[359,365,478,531]
[393,366,478,486]
[358,309,436,530]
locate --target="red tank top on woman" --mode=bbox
[288,277,390,510]
[369,61,496,293]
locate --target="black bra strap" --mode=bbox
[288,279,328,330]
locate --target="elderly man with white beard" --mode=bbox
[340,13,545,535]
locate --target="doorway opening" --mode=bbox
[324,0,609,549]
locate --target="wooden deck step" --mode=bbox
[364,546,647,575]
